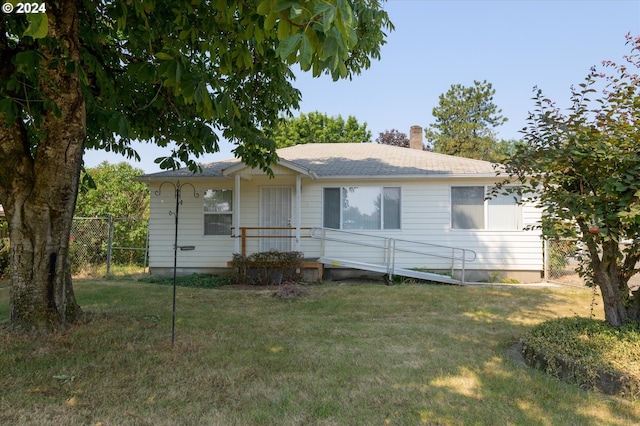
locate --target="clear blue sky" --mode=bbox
[83,0,640,173]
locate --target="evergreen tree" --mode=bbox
[425,80,507,160]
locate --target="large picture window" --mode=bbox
[323,186,401,230]
[204,189,232,235]
[451,186,522,230]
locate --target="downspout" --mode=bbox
[296,174,302,252]
[234,174,240,254]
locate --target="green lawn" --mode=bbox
[1,279,638,425]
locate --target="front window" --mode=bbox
[451,186,522,230]
[204,189,232,235]
[451,186,484,229]
[323,186,401,230]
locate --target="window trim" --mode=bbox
[450,185,522,231]
[323,185,401,231]
[203,188,233,236]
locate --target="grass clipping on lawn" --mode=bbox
[522,316,640,399]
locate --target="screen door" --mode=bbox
[260,187,292,252]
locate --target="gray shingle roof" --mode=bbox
[142,157,239,178]
[277,143,498,177]
[141,143,499,179]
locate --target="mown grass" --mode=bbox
[1,279,639,425]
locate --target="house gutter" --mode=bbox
[136,175,233,182]
[310,173,503,180]
[136,173,506,183]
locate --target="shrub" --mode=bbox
[522,317,640,398]
[138,273,233,289]
[231,250,303,285]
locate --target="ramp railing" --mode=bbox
[310,227,476,284]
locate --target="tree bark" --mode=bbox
[0,1,84,333]
[579,221,630,328]
[596,271,628,328]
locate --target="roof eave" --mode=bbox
[135,174,231,182]
[222,159,317,179]
[313,173,503,180]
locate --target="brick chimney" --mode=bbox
[409,125,423,150]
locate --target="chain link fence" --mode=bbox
[70,217,109,272]
[0,216,147,278]
[544,238,584,286]
[70,217,148,275]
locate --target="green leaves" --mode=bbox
[262,1,392,81]
[270,111,371,148]
[155,52,173,61]
[2,0,391,178]
[276,33,303,61]
[76,162,148,218]
[23,13,48,39]
[497,35,640,325]
[257,0,272,15]
[13,50,42,73]
[299,33,312,70]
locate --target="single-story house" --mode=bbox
[139,126,543,283]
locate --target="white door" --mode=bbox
[260,187,292,252]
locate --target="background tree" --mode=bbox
[498,35,640,327]
[0,1,392,333]
[376,129,409,148]
[76,162,149,219]
[424,80,507,161]
[271,111,371,147]
[75,162,149,265]
[491,139,523,163]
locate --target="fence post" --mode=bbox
[143,220,150,273]
[319,228,325,259]
[461,250,466,284]
[386,238,395,284]
[450,248,455,278]
[106,215,114,276]
[543,238,549,282]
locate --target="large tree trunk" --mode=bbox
[590,238,631,328]
[595,271,628,328]
[578,221,631,328]
[0,2,84,333]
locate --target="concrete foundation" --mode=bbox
[149,266,543,284]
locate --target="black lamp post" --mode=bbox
[155,181,199,346]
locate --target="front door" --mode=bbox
[260,187,292,252]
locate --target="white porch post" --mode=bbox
[296,174,302,252]
[234,174,241,253]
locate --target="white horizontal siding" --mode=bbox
[149,180,236,268]
[147,175,543,271]
[300,178,542,271]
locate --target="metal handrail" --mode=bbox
[310,227,390,250]
[310,227,477,283]
[390,237,477,262]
